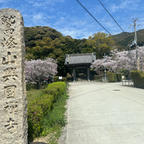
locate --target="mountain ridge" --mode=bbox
[112,29,144,50]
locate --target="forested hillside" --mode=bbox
[112,29,144,50]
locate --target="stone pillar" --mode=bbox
[73,68,76,81]
[87,67,90,81]
[0,9,27,144]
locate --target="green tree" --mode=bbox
[88,32,115,58]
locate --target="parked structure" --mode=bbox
[65,53,96,81]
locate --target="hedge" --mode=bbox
[131,71,144,88]
[27,82,67,142]
[107,72,121,82]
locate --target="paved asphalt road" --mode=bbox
[59,82,144,144]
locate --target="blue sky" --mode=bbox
[0,0,144,39]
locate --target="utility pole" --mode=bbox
[133,19,137,45]
[132,18,140,70]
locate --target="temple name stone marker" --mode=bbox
[0,9,27,144]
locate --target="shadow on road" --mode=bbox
[31,142,47,144]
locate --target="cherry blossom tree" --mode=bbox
[25,58,57,88]
[91,56,117,72]
[91,46,144,73]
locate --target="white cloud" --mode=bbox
[29,0,64,7]
[100,18,122,34]
[49,15,96,38]
[110,0,140,12]
[33,13,43,22]
[54,15,90,30]
[57,28,94,39]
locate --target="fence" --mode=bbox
[122,79,134,87]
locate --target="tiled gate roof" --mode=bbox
[65,53,96,65]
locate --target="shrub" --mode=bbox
[27,90,53,141]
[44,82,66,100]
[54,76,59,82]
[26,83,37,90]
[27,82,67,142]
[106,72,122,82]
[94,74,103,81]
[107,72,117,82]
[66,73,72,81]
[121,69,130,80]
[28,103,43,141]
[116,73,122,82]
[131,71,144,88]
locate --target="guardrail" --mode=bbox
[122,80,134,87]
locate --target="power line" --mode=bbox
[97,0,125,33]
[76,0,111,35]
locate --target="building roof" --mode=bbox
[65,53,96,65]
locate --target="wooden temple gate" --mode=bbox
[65,53,96,81]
